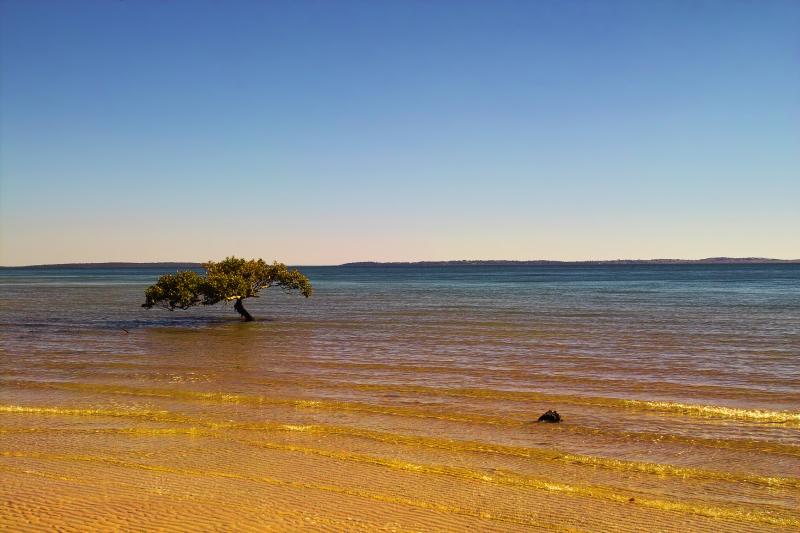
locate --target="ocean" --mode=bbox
[1,264,798,531]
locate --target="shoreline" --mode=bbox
[2,257,800,269]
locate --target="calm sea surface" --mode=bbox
[1,264,799,531]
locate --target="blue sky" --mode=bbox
[1,0,798,265]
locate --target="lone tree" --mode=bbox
[143,257,312,321]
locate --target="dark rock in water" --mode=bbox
[537,410,562,423]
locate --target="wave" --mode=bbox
[6,379,799,426]
[3,404,798,490]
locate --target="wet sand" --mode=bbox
[2,343,799,531]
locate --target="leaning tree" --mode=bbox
[142,257,312,321]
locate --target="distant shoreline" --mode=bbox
[2,258,799,269]
[343,258,800,266]
[0,262,205,269]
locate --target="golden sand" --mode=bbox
[2,372,800,531]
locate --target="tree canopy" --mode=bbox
[143,257,312,321]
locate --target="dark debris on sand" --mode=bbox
[536,410,562,423]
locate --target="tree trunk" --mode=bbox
[233,298,254,321]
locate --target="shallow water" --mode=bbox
[1,265,799,531]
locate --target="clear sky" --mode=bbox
[1,0,798,265]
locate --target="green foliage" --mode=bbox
[142,270,206,310]
[142,257,312,313]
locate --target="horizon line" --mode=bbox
[2,256,800,268]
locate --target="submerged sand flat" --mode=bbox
[2,351,799,531]
[1,265,799,531]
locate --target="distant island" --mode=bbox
[2,258,799,268]
[342,258,800,266]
